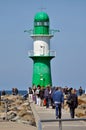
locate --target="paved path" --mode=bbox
[31,103,86,130]
[0,121,37,130]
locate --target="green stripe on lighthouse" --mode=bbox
[30,56,54,87]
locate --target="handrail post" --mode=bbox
[59,120,62,130]
[38,120,42,130]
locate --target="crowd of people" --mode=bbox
[0,85,84,119]
[28,85,84,119]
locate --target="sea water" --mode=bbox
[1,90,28,96]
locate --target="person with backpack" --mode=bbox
[67,89,78,118]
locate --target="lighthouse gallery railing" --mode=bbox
[28,50,56,57]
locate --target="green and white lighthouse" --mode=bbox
[27,12,57,87]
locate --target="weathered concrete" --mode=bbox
[31,103,86,130]
[0,121,37,130]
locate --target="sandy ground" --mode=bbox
[0,121,37,130]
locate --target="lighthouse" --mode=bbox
[27,12,57,87]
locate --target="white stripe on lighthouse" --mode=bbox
[33,36,50,56]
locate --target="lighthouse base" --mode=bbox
[30,56,54,87]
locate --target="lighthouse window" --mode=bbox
[34,22,49,26]
[44,22,49,26]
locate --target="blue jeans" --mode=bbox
[55,103,61,118]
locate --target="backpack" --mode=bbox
[36,89,39,94]
[66,98,73,105]
[67,94,78,108]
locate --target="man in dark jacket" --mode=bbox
[67,89,78,118]
[53,87,64,119]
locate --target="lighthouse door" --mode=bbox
[40,45,45,55]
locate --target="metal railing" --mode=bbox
[38,118,86,130]
[24,29,60,35]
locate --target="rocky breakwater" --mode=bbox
[75,94,86,117]
[0,95,36,126]
[64,94,86,118]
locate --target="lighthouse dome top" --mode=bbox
[34,12,49,22]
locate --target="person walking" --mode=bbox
[39,87,45,106]
[67,89,78,118]
[79,86,83,96]
[28,87,33,102]
[51,87,56,109]
[35,85,41,106]
[52,87,64,119]
[44,86,50,108]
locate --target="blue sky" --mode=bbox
[0,0,86,90]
